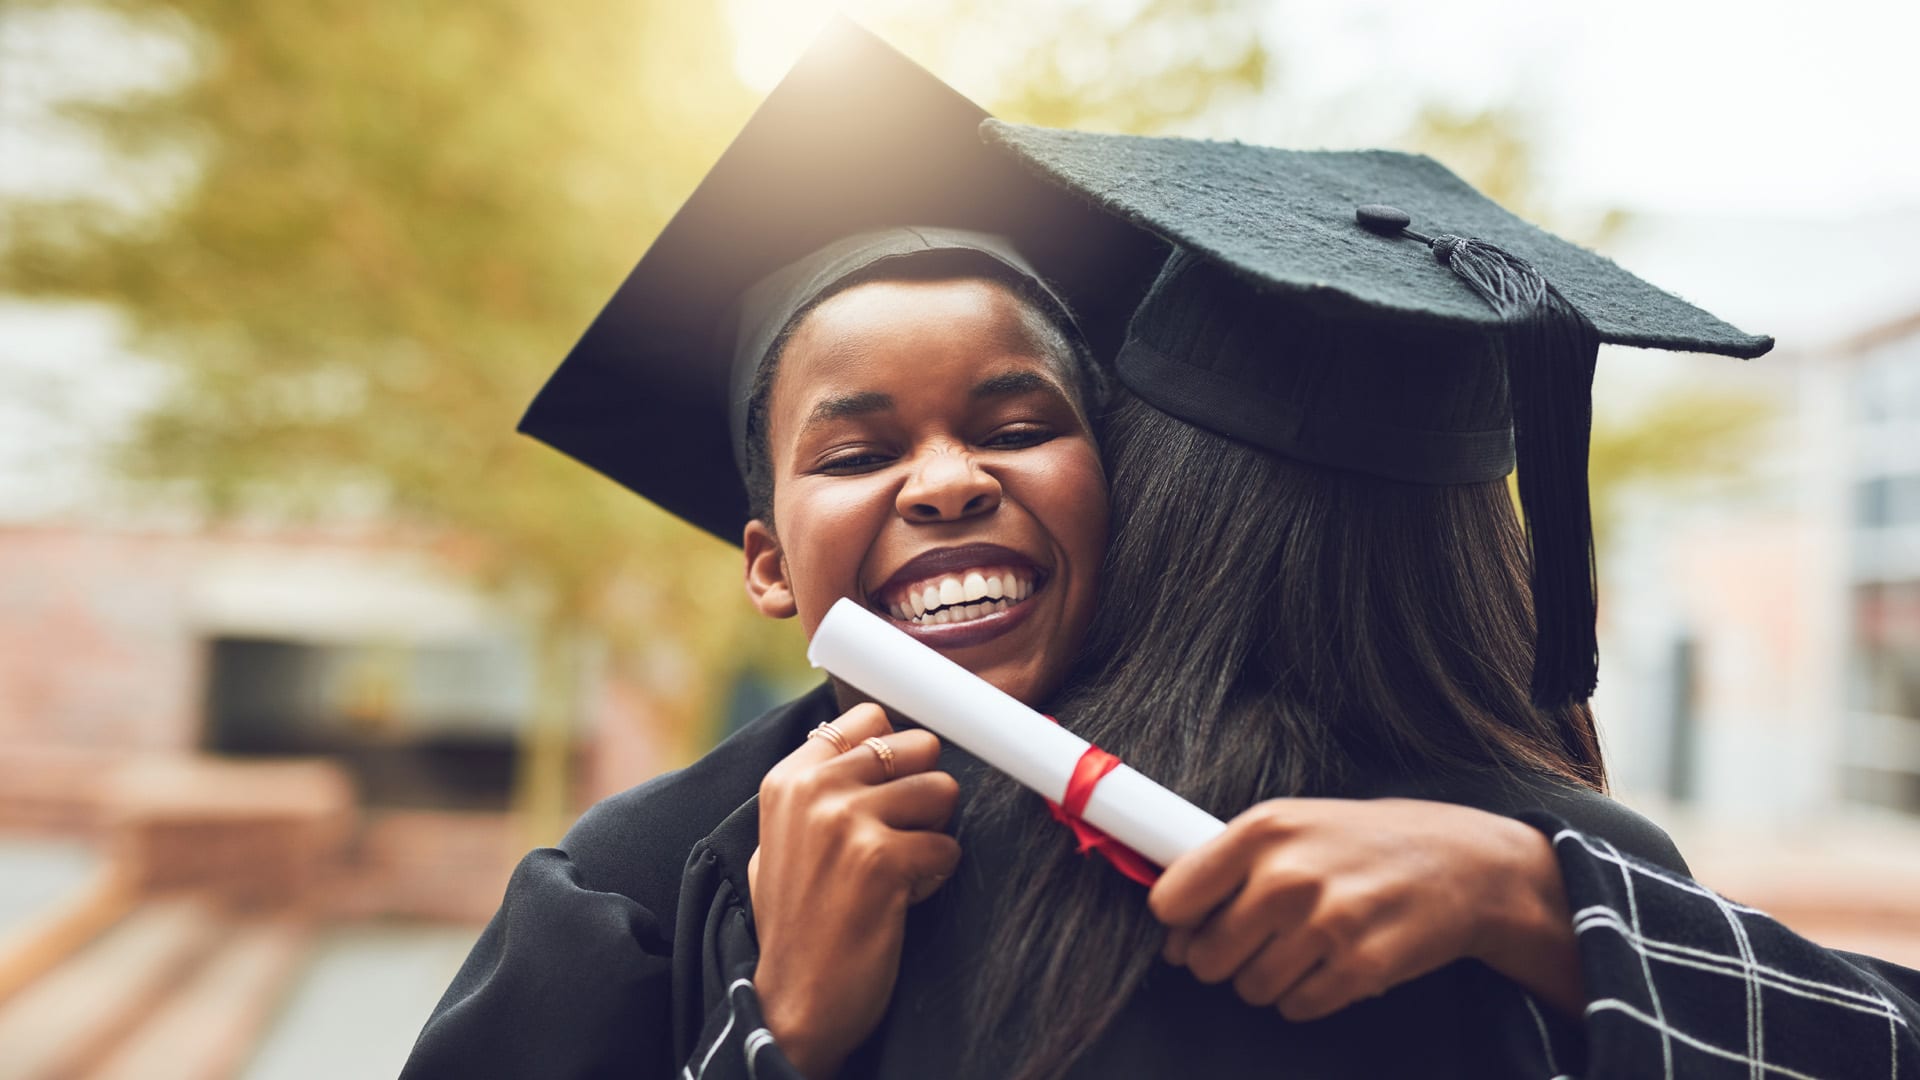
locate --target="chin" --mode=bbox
[990,666,1058,710]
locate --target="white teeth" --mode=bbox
[890,567,1040,626]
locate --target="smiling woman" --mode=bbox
[400,22,1163,1080]
[742,266,1109,709]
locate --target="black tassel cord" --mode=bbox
[1430,236,1602,709]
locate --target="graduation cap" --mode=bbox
[983,121,1774,708]
[518,20,1164,543]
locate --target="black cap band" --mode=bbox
[1114,337,1514,485]
[726,227,1078,476]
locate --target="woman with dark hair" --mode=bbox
[882,127,1920,1080]
[402,26,1166,1080]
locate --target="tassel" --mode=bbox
[1431,236,1601,709]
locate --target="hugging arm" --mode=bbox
[1522,815,1920,1080]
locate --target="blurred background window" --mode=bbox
[204,637,531,811]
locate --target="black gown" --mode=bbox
[402,685,1920,1079]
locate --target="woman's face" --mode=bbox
[743,276,1108,708]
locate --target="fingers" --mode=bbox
[1149,803,1291,928]
[1177,872,1317,985]
[819,728,943,785]
[1162,925,1194,967]
[1232,934,1326,1008]
[787,703,894,768]
[890,828,962,886]
[861,771,961,831]
[1277,947,1382,1021]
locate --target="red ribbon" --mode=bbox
[1043,736,1161,886]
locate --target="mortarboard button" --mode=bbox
[1355,204,1413,235]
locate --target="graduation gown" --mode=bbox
[401,685,1920,1079]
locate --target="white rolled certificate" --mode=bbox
[807,598,1226,869]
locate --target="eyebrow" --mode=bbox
[800,370,1066,432]
[972,370,1061,400]
[805,391,893,427]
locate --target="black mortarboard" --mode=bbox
[983,121,1774,708]
[518,21,1163,543]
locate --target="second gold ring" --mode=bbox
[862,736,896,780]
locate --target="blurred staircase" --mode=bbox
[0,896,311,1080]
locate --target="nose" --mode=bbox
[897,444,1001,523]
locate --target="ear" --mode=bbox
[743,518,797,619]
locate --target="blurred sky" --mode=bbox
[727,0,1920,216]
[4,0,1919,517]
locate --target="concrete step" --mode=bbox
[0,851,131,1013]
[238,922,478,1080]
[0,897,221,1080]
[87,917,311,1080]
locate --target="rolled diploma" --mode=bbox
[807,598,1226,869]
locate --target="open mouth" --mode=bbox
[878,565,1042,626]
[867,544,1050,643]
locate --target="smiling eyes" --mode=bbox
[817,426,1058,475]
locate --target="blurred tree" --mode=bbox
[1585,388,1776,549]
[0,0,1271,841]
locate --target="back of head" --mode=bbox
[966,387,1606,1080]
[1086,387,1607,796]
[966,123,1772,1080]
[965,252,1608,1080]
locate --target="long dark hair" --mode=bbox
[962,391,1606,1080]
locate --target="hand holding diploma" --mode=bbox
[750,702,961,1079]
[808,599,1227,870]
[1148,798,1584,1020]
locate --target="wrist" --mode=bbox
[1469,818,1584,1016]
[758,978,843,1080]
[1470,818,1559,953]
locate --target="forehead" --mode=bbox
[767,276,1074,425]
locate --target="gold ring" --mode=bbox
[807,723,853,755]
[862,736,897,780]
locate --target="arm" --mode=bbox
[404,702,957,1080]
[1149,797,1586,1022]
[1523,815,1920,1079]
[401,843,818,1080]
[400,848,680,1078]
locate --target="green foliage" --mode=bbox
[1588,385,1776,547]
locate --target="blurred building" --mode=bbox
[0,521,675,913]
[1593,212,1920,827]
[1843,310,1920,812]
[0,518,694,1076]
